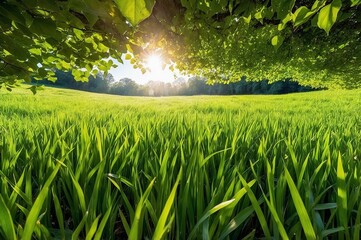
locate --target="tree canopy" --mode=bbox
[0,0,360,90]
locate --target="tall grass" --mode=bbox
[0,87,360,239]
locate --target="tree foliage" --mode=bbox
[0,0,360,89]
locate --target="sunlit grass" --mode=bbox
[0,86,360,239]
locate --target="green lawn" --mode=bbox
[0,86,361,239]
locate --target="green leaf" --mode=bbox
[241,15,252,24]
[272,0,296,20]
[0,196,16,240]
[114,0,155,26]
[311,14,318,27]
[38,68,48,78]
[0,35,30,60]
[0,4,25,25]
[67,13,85,29]
[311,0,327,11]
[27,85,44,95]
[271,35,284,50]
[107,59,114,68]
[99,43,109,53]
[37,0,59,12]
[60,61,71,69]
[254,7,265,23]
[83,12,99,27]
[293,7,316,27]
[30,18,61,39]
[351,0,361,7]
[317,0,342,35]
[73,28,84,40]
[29,48,42,56]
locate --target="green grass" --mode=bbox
[0,86,361,239]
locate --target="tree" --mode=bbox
[85,72,114,93]
[188,76,208,95]
[110,78,139,95]
[0,0,360,91]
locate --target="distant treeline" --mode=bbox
[35,70,319,96]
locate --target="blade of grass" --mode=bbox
[337,153,349,239]
[0,195,16,240]
[219,205,255,240]
[152,169,182,240]
[284,167,316,240]
[52,188,65,240]
[94,207,112,240]
[129,178,155,240]
[69,171,87,215]
[322,227,345,238]
[188,199,235,240]
[263,194,289,239]
[238,173,271,239]
[85,214,101,240]
[119,209,131,236]
[297,154,309,189]
[22,159,64,240]
[241,229,256,240]
[353,202,361,240]
[72,211,89,240]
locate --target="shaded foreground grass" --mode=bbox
[0,87,361,239]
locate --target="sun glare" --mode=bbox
[145,54,163,79]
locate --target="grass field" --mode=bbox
[1,86,361,239]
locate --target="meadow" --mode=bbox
[0,87,361,239]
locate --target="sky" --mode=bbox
[108,55,184,84]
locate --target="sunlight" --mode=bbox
[109,54,181,83]
[145,54,163,80]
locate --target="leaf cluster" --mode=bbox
[143,0,361,88]
[0,0,360,89]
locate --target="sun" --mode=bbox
[145,54,163,79]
